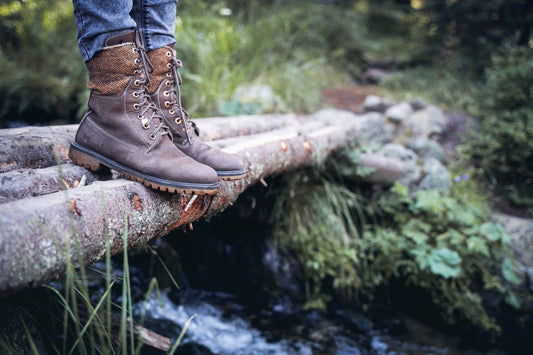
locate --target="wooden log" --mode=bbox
[0,163,104,204]
[0,114,298,173]
[0,111,383,298]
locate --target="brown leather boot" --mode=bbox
[69,30,219,195]
[146,46,247,180]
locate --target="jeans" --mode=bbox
[73,0,178,61]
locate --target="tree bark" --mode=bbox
[0,111,396,297]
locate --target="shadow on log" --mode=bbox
[0,110,404,298]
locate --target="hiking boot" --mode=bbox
[147,46,247,180]
[69,30,219,195]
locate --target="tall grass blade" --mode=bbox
[169,314,197,355]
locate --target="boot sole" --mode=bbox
[68,142,219,195]
[216,169,248,181]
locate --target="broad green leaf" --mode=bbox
[466,237,490,257]
[479,222,506,242]
[427,248,462,278]
[502,259,522,285]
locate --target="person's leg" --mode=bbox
[73,0,137,62]
[130,0,178,51]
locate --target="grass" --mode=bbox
[0,194,190,354]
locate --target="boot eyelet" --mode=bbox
[149,133,157,140]
[165,51,172,57]
[132,92,140,97]
[164,101,171,108]
[133,69,139,75]
[134,58,140,65]
[137,114,144,119]
[165,80,171,87]
[133,103,140,110]
[132,48,139,53]
[169,109,176,115]
[166,72,172,78]
[174,117,181,124]
[167,63,172,69]
[163,91,170,97]
[143,123,150,130]
[134,79,141,86]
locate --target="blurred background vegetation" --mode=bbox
[1,0,531,209]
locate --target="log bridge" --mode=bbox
[0,110,403,299]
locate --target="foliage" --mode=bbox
[1,0,367,125]
[0,0,86,126]
[380,63,481,113]
[272,170,366,304]
[174,1,362,117]
[461,46,533,210]
[274,168,522,333]
[366,183,520,332]
[428,0,530,59]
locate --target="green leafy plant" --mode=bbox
[365,183,521,332]
[274,167,522,333]
[461,45,533,211]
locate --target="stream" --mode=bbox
[119,201,517,355]
[131,287,505,355]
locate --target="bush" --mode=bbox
[462,46,533,209]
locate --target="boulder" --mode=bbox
[363,95,395,114]
[418,158,451,193]
[407,137,447,163]
[378,144,421,187]
[385,102,413,123]
[400,105,449,139]
[409,98,427,111]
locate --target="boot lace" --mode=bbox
[166,56,199,144]
[133,31,172,150]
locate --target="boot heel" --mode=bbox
[69,145,103,171]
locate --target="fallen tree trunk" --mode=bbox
[0,110,399,297]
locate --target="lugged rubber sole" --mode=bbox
[216,169,248,181]
[68,141,219,195]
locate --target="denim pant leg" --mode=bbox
[130,0,178,51]
[72,0,137,62]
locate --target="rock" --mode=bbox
[363,67,393,83]
[385,102,413,123]
[378,144,421,187]
[378,143,418,163]
[224,85,286,114]
[410,98,427,111]
[358,112,393,144]
[407,137,447,163]
[493,214,533,268]
[400,105,449,139]
[418,158,451,193]
[363,95,395,113]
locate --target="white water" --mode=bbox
[134,291,313,355]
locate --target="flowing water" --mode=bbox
[132,287,506,355]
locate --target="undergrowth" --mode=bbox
[273,167,522,335]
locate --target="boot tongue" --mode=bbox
[104,30,136,46]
